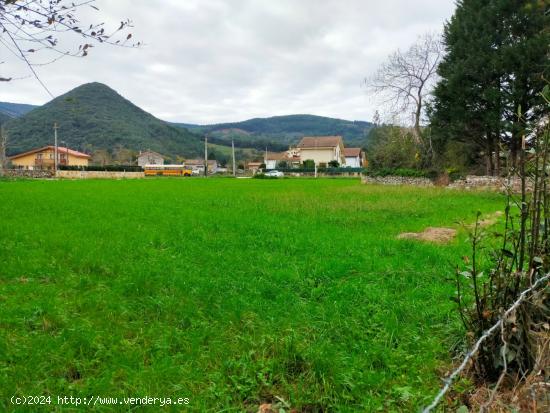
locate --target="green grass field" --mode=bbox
[0,179,504,412]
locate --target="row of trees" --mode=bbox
[431,0,548,175]
[367,0,549,176]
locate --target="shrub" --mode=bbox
[59,165,142,172]
[365,167,432,178]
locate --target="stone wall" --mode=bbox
[1,169,55,178]
[361,175,434,186]
[362,174,530,193]
[448,175,528,192]
[56,170,145,179]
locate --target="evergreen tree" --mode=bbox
[430,0,549,174]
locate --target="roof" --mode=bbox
[138,150,163,158]
[266,152,301,162]
[343,148,362,157]
[265,151,293,161]
[298,136,343,149]
[9,145,91,160]
[185,159,217,166]
[247,162,263,166]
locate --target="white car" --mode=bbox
[265,170,284,177]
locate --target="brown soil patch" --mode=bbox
[470,211,505,229]
[398,227,457,243]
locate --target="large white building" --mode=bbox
[297,136,345,166]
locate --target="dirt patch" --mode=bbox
[475,211,504,228]
[398,211,504,244]
[397,227,457,243]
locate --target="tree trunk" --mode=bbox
[486,130,495,176]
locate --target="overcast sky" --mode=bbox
[2,0,456,124]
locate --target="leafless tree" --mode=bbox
[92,148,111,166]
[366,33,443,147]
[0,0,139,96]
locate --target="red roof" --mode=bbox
[298,136,343,149]
[343,148,362,157]
[9,145,91,160]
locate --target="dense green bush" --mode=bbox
[59,165,143,172]
[365,167,432,178]
[264,167,365,174]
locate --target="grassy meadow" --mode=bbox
[0,178,504,412]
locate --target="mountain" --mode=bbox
[0,102,38,118]
[4,83,203,159]
[173,114,374,150]
[0,111,12,125]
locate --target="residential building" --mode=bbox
[247,161,263,174]
[343,148,366,168]
[265,150,301,169]
[9,146,90,170]
[137,150,164,167]
[185,159,218,174]
[297,136,345,166]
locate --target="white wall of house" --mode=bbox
[345,156,361,168]
[265,159,277,169]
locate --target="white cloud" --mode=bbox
[1,0,456,124]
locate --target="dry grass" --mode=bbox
[398,227,458,243]
[397,211,505,244]
[465,332,550,412]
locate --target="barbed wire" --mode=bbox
[422,272,550,413]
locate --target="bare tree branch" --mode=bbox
[365,33,443,142]
[0,0,140,93]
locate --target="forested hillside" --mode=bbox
[0,102,38,119]
[175,114,373,149]
[4,83,204,159]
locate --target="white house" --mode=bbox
[137,150,164,167]
[185,159,218,174]
[265,150,301,169]
[343,148,365,168]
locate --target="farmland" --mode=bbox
[0,179,504,411]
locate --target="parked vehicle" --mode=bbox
[265,170,284,177]
[143,165,192,176]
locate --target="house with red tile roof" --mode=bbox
[9,146,91,170]
[264,150,301,169]
[297,136,345,167]
[343,147,366,168]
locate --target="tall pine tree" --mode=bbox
[430,0,549,174]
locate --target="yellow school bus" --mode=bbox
[143,165,193,176]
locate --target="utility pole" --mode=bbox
[232,138,236,177]
[265,146,268,171]
[53,122,59,173]
[204,134,208,177]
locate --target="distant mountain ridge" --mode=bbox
[173,114,374,150]
[0,102,38,118]
[3,83,204,158]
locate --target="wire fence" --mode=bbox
[422,272,550,413]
